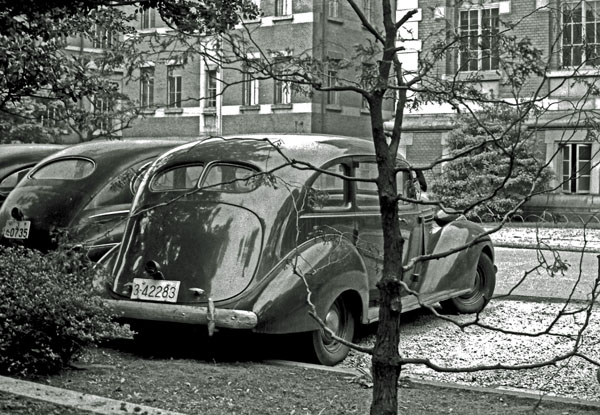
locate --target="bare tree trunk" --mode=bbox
[369,102,406,415]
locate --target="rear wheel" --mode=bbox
[310,297,355,366]
[441,253,495,314]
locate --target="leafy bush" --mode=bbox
[430,105,554,221]
[0,245,127,376]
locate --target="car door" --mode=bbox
[352,158,422,307]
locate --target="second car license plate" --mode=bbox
[3,219,31,239]
[130,278,180,303]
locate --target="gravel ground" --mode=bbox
[341,300,600,402]
[489,225,600,251]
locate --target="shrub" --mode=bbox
[430,105,554,221]
[0,245,127,376]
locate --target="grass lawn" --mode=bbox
[2,337,600,415]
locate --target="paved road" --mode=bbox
[495,247,600,301]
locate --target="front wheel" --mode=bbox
[441,253,496,314]
[309,297,355,366]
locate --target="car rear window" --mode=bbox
[151,164,204,191]
[201,164,258,193]
[31,158,94,180]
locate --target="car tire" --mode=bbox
[441,253,495,314]
[310,296,355,366]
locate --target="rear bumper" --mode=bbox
[103,299,258,329]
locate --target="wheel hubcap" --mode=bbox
[323,304,341,345]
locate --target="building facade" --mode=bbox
[399,0,600,220]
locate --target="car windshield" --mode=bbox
[151,164,204,191]
[31,158,94,180]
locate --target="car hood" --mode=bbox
[110,200,263,303]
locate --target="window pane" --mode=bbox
[31,159,94,180]
[201,164,258,192]
[151,165,204,191]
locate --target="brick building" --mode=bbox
[93,1,405,141]
[397,0,600,219]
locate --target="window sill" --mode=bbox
[242,18,261,25]
[360,108,370,115]
[203,107,217,114]
[455,71,501,81]
[140,108,156,115]
[165,107,183,114]
[326,104,342,112]
[547,68,600,78]
[240,105,260,112]
[327,16,344,25]
[271,103,293,111]
[273,15,293,23]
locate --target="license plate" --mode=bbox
[131,278,180,303]
[3,219,31,239]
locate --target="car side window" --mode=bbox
[0,168,31,192]
[355,162,379,209]
[309,163,349,210]
[151,164,204,191]
[201,164,258,193]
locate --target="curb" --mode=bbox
[265,360,600,410]
[0,375,185,415]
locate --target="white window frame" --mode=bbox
[561,1,600,67]
[561,143,592,193]
[167,66,183,108]
[275,0,292,16]
[458,5,500,72]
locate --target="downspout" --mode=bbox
[320,0,327,133]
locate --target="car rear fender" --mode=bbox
[251,237,368,334]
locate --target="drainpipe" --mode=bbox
[320,0,327,133]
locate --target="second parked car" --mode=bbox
[0,144,66,207]
[0,139,186,261]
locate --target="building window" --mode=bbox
[458,7,499,71]
[274,78,291,104]
[561,143,591,193]
[206,69,217,108]
[275,0,292,16]
[93,24,113,49]
[362,0,371,22]
[140,67,154,107]
[562,1,600,67]
[141,8,156,29]
[41,105,60,128]
[242,69,259,106]
[93,94,114,132]
[167,66,182,108]
[329,0,340,18]
[327,70,339,105]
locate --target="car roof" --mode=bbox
[42,139,186,162]
[157,134,388,181]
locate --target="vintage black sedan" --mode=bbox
[99,134,496,365]
[0,139,186,261]
[0,144,66,206]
